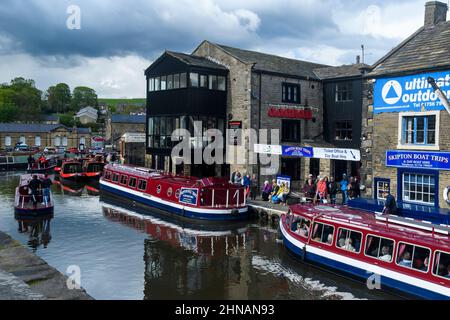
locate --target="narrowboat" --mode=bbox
[99,164,249,222]
[83,156,105,180]
[280,204,450,300]
[27,155,58,174]
[14,174,54,215]
[60,159,83,182]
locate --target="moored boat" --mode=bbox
[100,164,249,222]
[27,155,58,174]
[83,156,105,180]
[14,174,54,215]
[280,204,450,300]
[60,159,83,182]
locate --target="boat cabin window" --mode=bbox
[104,171,111,180]
[432,251,450,280]
[365,235,394,262]
[129,177,137,188]
[290,216,311,238]
[138,179,147,191]
[311,222,335,245]
[120,175,128,185]
[396,242,431,273]
[337,228,362,253]
[112,173,119,183]
[175,189,181,199]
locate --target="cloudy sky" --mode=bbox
[0,0,432,98]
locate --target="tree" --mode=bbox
[59,113,76,127]
[46,83,71,113]
[0,87,19,122]
[71,86,98,111]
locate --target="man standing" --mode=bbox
[340,174,349,205]
[28,175,42,209]
[27,154,35,170]
[328,177,338,204]
[41,174,53,206]
[382,191,397,215]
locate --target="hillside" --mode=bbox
[98,98,146,107]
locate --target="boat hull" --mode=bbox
[14,206,54,216]
[100,180,249,222]
[279,218,449,300]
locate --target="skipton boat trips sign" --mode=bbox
[386,150,450,171]
[179,188,199,205]
[374,71,450,113]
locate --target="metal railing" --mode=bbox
[15,190,53,209]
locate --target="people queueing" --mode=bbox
[28,175,42,209]
[41,174,53,206]
[340,174,349,205]
[328,177,338,204]
[303,177,316,203]
[234,171,242,185]
[250,174,258,201]
[261,181,272,201]
[316,177,328,204]
[382,190,397,215]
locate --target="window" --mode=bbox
[335,82,353,102]
[209,75,218,90]
[155,77,160,91]
[336,228,362,253]
[104,171,111,180]
[281,119,301,142]
[35,136,41,147]
[161,76,167,90]
[112,173,119,183]
[290,216,311,238]
[402,115,436,145]
[129,177,137,188]
[218,76,226,91]
[120,175,128,185]
[200,75,208,88]
[375,179,390,200]
[335,121,353,141]
[138,179,147,191]
[20,136,26,144]
[180,73,187,88]
[62,137,68,146]
[54,136,61,147]
[167,75,173,90]
[149,78,155,92]
[282,83,300,103]
[432,251,450,279]
[403,173,435,205]
[281,158,301,181]
[80,137,86,145]
[396,242,431,272]
[173,74,180,89]
[5,136,11,147]
[365,235,394,262]
[311,222,335,245]
[190,73,198,87]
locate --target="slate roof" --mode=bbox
[314,63,371,80]
[110,114,146,124]
[370,21,450,77]
[0,123,90,134]
[214,43,330,79]
[165,51,228,70]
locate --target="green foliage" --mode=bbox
[72,86,98,110]
[0,77,42,121]
[0,104,20,122]
[59,113,76,127]
[46,83,71,113]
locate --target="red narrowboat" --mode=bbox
[14,174,54,215]
[100,164,249,221]
[27,155,58,174]
[280,204,450,300]
[83,156,106,180]
[60,159,84,181]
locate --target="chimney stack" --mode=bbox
[356,55,361,64]
[424,1,448,28]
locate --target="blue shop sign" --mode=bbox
[374,70,450,113]
[179,188,199,205]
[282,146,313,157]
[386,150,450,171]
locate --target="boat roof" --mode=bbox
[290,204,450,248]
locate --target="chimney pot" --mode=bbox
[424,1,448,28]
[356,55,361,64]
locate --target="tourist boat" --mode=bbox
[27,155,58,174]
[14,174,54,215]
[83,156,105,180]
[60,159,84,181]
[279,204,450,300]
[100,164,249,221]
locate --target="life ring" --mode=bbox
[444,186,450,205]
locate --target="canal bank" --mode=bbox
[0,230,92,300]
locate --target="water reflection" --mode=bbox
[53,179,100,197]
[15,213,53,251]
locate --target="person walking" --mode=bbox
[243,174,251,198]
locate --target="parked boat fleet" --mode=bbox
[11,161,450,300]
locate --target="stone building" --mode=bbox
[359,1,450,215]
[75,106,98,124]
[105,114,146,148]
[0,123,91,150]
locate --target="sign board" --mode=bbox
[313,148,360,161]
[276,175,292,191]
[374,70,450,113]
[386,150,450,171]
[179,188,199,205]
[268,106,313,119]
[282,146,313,157]
[254,144,282,155]
[122,132,146,143]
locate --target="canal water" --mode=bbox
[0,172,397,300]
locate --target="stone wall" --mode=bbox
[0,130,91,150]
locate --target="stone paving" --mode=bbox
[0,231,92,300]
